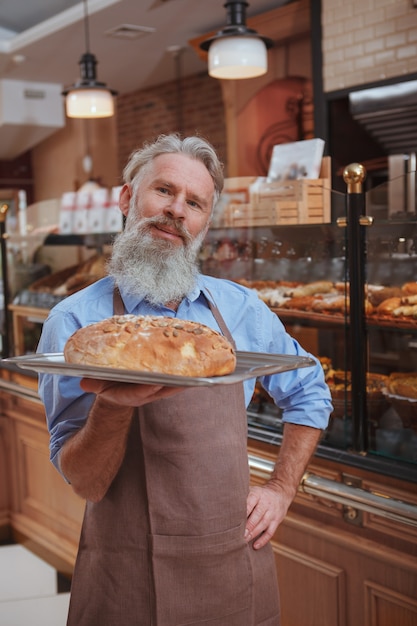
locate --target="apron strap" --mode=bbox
[112,285,236,349]
[203,287,236,349]
[113,285,126,316]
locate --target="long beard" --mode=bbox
[108,214,206,306]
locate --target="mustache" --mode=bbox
[132,215,193,245]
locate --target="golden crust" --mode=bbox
[376,297,402,315]
[402,282,417,295]
[64,315,236,377]
[387,373,417,399]
[282,295,316,310]
[368,286,403,307]
[286,281,335,298]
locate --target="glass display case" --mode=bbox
[364,175,417,466]
[200,168,417,473]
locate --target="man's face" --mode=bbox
[109,152,215,306]
[121,152,214,245]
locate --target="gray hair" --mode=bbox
[122,133,224,209]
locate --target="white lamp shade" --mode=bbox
[208,36,268,79]
[65,88,115,118]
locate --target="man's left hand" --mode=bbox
[245,482,292,550]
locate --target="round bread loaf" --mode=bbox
[64,314,236,377]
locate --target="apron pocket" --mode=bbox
[150,523,253,625]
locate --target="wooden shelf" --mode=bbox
[273,308,417,332]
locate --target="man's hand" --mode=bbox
[245,423,322,550]
[245,481,293,550]
[80,378,185,407]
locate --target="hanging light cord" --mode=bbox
[83,0,90,53]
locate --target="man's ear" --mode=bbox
[119,184,132,217]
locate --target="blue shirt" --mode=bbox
[37,274,332,472]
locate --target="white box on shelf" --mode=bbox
[88,188,109,233]
[73,191,91,234]
[59,192,76,234]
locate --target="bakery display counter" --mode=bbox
[0,364,83,575]
[247,438,417,626]
[200,171,417,471]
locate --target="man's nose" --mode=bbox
[164,195,186,218]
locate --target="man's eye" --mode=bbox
[188,199,203,210]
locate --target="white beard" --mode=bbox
[108,213,206,306]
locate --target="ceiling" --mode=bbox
[0,0,286,96]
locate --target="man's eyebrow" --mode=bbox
[153,178,209,207]
[153,177,172,188]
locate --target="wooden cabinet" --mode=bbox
[249,441,417,626]
[273,514,417,626]
[0,369,84,575]
[0,414,11,541]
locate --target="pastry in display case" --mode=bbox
[0,190,115,356]
[200,167,417,468]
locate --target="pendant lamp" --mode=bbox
[200,1,273,80]
[62,0,117,118]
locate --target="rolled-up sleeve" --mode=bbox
[37,309,95,473]
[200,276,333,431]
[257,302,333,430]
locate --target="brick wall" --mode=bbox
[116,72,227,177]
[322,0,417,92]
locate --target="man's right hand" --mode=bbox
[80,377,185,407]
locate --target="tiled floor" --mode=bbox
[0,544,70,626]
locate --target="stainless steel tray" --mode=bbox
[4,351,316,387]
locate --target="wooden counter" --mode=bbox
[248,439,417,625]
[0,367,83,576]
[1,368,416,624]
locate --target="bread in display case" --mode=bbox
[201,171,417,468]
[2,223,113,356]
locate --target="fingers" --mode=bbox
[245,502,275,549]
[252,525,275,550]
[245,485,285,550]
[80,378,118,394]
[80,378,185,406]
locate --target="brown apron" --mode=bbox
[66,289,280,625]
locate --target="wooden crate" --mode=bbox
[222,157,331,227]
[224,202,275,227]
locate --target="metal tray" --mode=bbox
[4,351,316,387]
